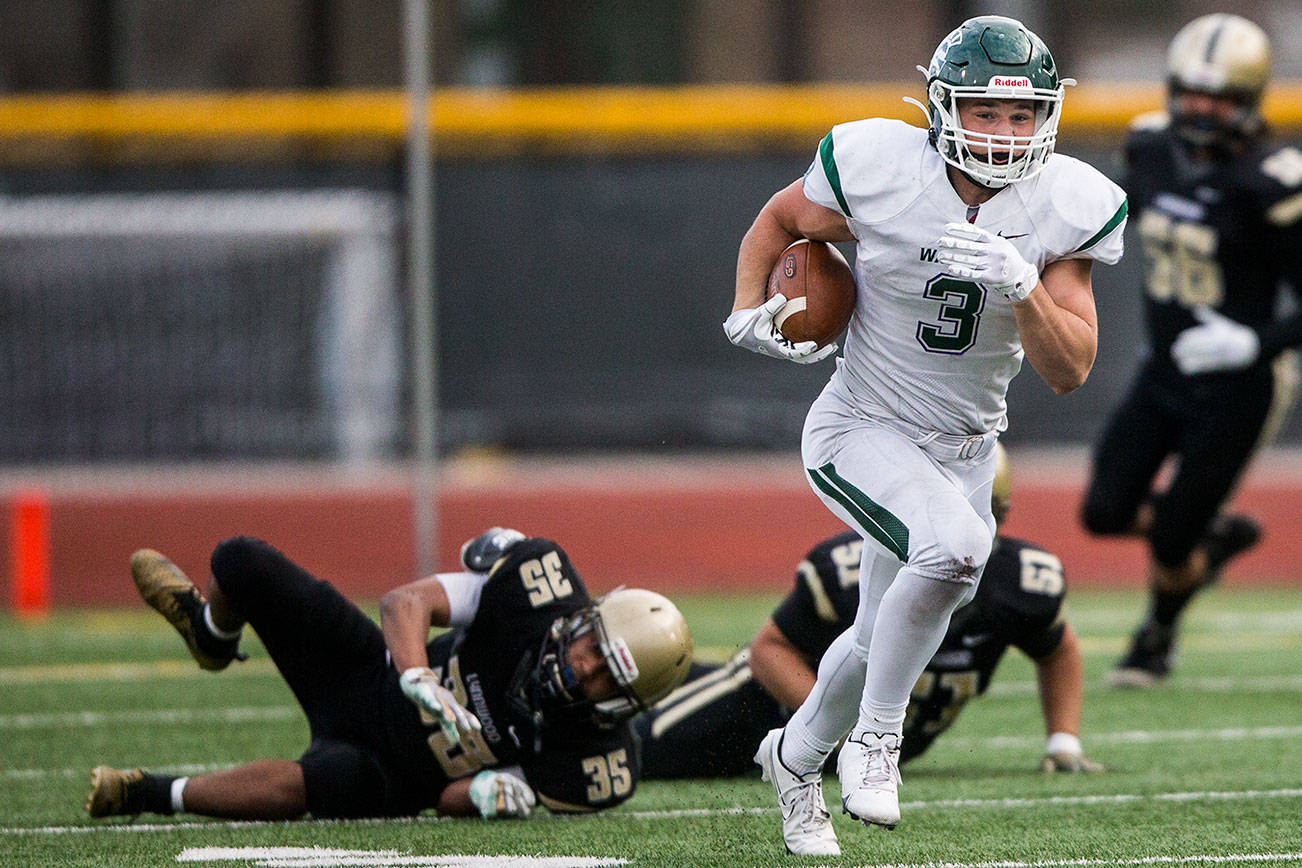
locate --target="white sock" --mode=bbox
[858,568,972,734]
[170,777,189,814]
[203,604,242,641]
[780,629,865,774]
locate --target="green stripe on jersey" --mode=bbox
[818,131,853,219]
[1072,198,1128,253]
[808,462,908,561]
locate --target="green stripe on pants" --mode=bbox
[808,462,909,561]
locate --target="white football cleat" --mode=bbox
[837,730,902,829]
[754,728,840,856]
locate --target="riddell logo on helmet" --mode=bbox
[609,637,640,682]
[989,76,1033,88]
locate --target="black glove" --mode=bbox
[460,527,525,573]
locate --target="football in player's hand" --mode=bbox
[766,239,856,348]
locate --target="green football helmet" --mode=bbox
[906,16,1071,188]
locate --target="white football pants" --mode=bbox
[782,382,997,774]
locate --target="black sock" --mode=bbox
[141,772,177,815]
[1150,588,1196,627]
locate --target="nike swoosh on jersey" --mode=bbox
[997,231,1029,240]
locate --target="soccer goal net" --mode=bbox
[0,190,402,464]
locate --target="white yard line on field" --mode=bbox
[1065,609,1302,634]
[986,674,1302,697]
[4,788,1301,836]
[3,763,224,781]
[0,706,296,729]
[0,659,278,685]
[176,849,628,867]
[5,658,1300,697]
[860,853,1302,868]
[8,712,1297,752]
[941,724,1302,750]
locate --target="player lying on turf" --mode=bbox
[635,444,1101,780]
[85,529,691,821]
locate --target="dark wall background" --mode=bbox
[4,139,1291,460]
[430,145,1149,454]
[433,143,1159,454]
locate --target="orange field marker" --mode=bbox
[10,489,51,618]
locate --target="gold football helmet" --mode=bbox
[590,588,693,721]
[523,588,692,729]
[1166,13,1270,147]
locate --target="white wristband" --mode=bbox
[1045,732,1082,755]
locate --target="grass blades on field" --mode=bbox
[3,586,1301,867]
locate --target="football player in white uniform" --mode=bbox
[724,16,1126,856]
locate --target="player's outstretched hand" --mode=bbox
[1040,751,1106,774]
[723,294,837,364]
[399,667,482,748]
[469,769,537,819]
[936,223,1040,302]
[1171,307,1260,375]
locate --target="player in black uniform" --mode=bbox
[1080,13,1302,686]
[85,529,692,820]
[637,444,1101,778]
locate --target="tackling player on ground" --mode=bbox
[1081,14,1301,687]
[636,444,1101,780]
[724,16,1125,856]
[85,529,691,821]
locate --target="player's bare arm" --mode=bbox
[1033,623,1102,772]
[379,575,452,673]
[435,776,478,817]
[1014,257,1098,393]
[1032,622,1084,738]
[733,180,853,312]
[748,620,818,711]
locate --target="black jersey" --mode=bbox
[770,530,1066,761]
[387,538,638,813]
[1123,117,1302,370]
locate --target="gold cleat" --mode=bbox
[85,766,145,818]
[130,548,242,671]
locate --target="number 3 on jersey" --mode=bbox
[917,276,986,354]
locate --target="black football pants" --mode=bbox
[1081,361,1273,568]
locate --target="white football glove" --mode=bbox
[936,222,1040,302]
[468,769,537,819]
[1040,732,1105,774]
[399,667,482,749]
[1170,307,1260,375]
[723,293,837,364]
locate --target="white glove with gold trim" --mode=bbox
[399,666,481,748]
[469,769,536,819]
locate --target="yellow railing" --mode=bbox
[2,83,1300,158]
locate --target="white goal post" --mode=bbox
[0,190,401,464]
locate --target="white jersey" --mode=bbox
[803,118,1127,435]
